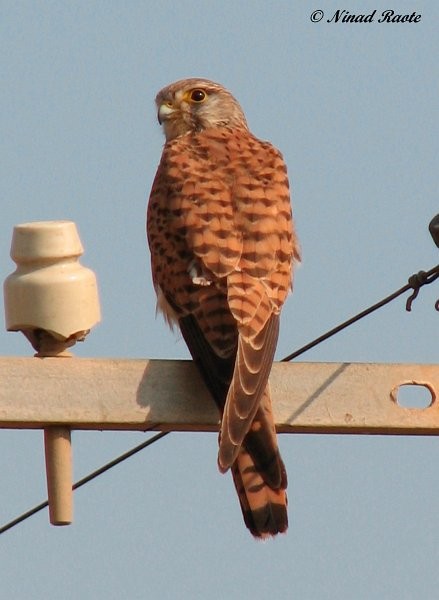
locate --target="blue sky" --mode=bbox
[1,2,438,598]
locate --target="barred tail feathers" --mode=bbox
[231,445,288,539]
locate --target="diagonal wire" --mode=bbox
[282,263,439,362]
[0,431,169,536]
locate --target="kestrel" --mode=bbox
[147,78,300,538]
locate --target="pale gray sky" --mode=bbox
[1,2,438,598]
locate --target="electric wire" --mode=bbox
[0,431,169,535]
[282,264,439,362]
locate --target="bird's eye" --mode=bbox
[190,89,206,102]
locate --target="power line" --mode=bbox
[282,263,439,362]
[0,431,169,536]
[1,262,438,536]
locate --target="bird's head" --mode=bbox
[155,78,248,141]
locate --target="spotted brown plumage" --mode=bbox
[147,78,300,538]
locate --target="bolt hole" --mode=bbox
[396,384,433,409]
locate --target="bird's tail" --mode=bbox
[231,445,287,539]
[230,388,288,538]
[178,314,287,537]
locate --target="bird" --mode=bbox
[147,78,300,538]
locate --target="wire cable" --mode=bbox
[282,263,439,362]
[0,431,169,536]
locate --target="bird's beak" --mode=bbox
[157,103,175,125]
